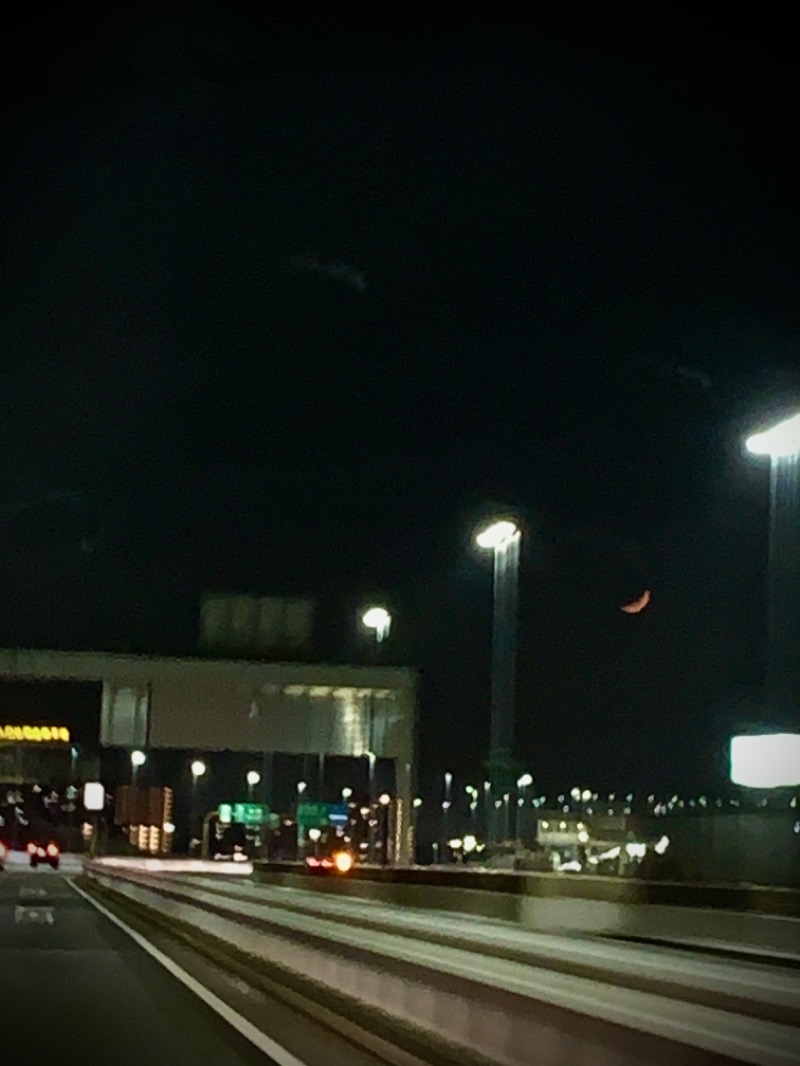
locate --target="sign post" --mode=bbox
[83,782,105,859]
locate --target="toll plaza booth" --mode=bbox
[0,648,417,864]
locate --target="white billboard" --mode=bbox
[730,733,800,788]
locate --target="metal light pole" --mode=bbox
[130,749,146,788]
[360,605,391,863]
[442,771,452,861]
[190,759,206,853]
[247,770,260,803]
[475,518,521,848]
[746,412,800,723]
[517,773,533,846]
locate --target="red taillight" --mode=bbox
[46,843,59,857]
[27,842,37,854]
[320,858,333,869]
[305,856,319,867]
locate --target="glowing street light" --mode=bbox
[130,749,146,786]
[474,516,521,849]
[745,409,800,722]
[246,769,260,801]
[361,605,392,643]
[189,759,207,853]
[746,412,800,458]
[341,787,353,802]
[359,604,391,862]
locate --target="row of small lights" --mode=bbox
[126,754,800,815]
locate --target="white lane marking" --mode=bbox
[15,906,54,924]
[67,879,309,1066]
[19,888,48,899]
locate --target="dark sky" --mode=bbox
[1,10,799,796]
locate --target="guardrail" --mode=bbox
[84,860,800,1066]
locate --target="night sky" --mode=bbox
[2,11,799,798]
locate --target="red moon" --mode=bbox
[621,589,651,614]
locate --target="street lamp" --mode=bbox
[475,517,521,849]
[130,749,146,786]
[361,605,392,643]
[246,770,261,802]
[360,604,392,861]
[189,760,206,853]
[745,410,800,722]
[341,786,353,803]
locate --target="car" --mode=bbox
[28,842,60,870]
[305,850,354,875]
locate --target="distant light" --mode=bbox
[570,787,581,801]
[163,822,175,834]
[190,760,207,779]
[333,851,353,873]
[625,842,647,859]
[83,782,105,811]
[130,750,146,768]
[413,797,423,808]
[463,834,478,853]
[730,734,800,788]
[361,606,391,641]
[581,789,592,802]
[517,773,533,788]
[308,828,321,842]
[745,412,800,458]
[297,780,307,794]
[448,838,464,850]
[378,793,391,806]
[246,770,261,787]
[475,519,519,550]
[444,772,453,787]
[341,787,353,800]
[654,835,670,856]
[577,830,589,844]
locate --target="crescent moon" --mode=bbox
[621,589,651,614]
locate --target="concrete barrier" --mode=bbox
[252,863,800,955]
[84,863,800,1066]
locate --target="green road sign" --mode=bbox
[218,802,271,826]
[297,801,330,829]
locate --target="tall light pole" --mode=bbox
[517,773,533,845]
[246,770,261,803]
[442,771,452,861]
[360,605,391,863]
[746,411,800,723]
[130,749,146,787]
[475,517,521,848]
[190,759,206,853]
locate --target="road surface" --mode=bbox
[0,868,398,1066]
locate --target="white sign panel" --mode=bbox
[730,733,800,788]
[84,782,106,811]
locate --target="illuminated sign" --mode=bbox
[0,725,71,743]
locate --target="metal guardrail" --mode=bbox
[84,861,800,1066]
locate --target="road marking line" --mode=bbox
[14,905,55,924]
[19,888,48,899]
[68,879,309,1066]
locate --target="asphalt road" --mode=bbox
[0,868,281,1065]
